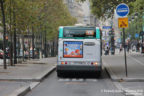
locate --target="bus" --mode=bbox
[57,26,102,77]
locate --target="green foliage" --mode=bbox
[125,0,144,40]
[0,0,77,40]
[79,0,136,18]
[133,0,144,13]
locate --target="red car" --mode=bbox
[0,50,4,59]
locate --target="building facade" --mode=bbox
[63,0,90,24]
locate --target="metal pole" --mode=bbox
[123,28,128,77]
[141,20,143,53]
[0,0,7,69]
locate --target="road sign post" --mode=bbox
[116,3,129,77]
[123,28,128,77]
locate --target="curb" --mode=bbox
[103,61,144,82]
[37,66,56,82]
[8,85,31,96]
[103,61,120,81]
[7,66,56,96]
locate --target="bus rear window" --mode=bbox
[63,28,96,38]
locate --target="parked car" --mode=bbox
[0,49,4,59]
[5,48,10,59]
[30,50,39,58]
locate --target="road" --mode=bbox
[25,70,124,96]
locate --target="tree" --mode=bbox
[0,0,77,63]
[79,0,136,18]
[125,0,144,39]
[0,0,7,69]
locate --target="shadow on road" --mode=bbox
[58,69,110,80]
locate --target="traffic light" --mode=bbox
[5,36,8,40]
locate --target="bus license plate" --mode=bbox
[71,62,83,65]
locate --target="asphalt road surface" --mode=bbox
[25,69,124,96]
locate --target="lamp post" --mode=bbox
[134,13,138,40]
[131,16,135,39]
[128,17,131,38]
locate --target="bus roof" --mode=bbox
[59,26,98,29]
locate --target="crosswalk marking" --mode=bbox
[58,78,98,82]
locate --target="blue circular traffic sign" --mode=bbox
[116,3,129,17]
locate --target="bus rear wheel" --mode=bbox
[57,72,63,77]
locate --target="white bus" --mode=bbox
[57,26,102,77]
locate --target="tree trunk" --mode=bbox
[9,0,13,66]
[28,28,31,60]
[13,17,17,64]
[32,27,35,59]
[44,28,47,58]
[40,27,42,58]
[0,0,7,69]
[22,35,25,61]
[13,30,17,64]
[10,36,13,66]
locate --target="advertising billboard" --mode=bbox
[63,41,83,58]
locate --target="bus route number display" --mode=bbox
[86,30,94,36]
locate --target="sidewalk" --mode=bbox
[0,57,57,96]
[103,52,144,96]
[103,53,144,81]
[103,48,143,56]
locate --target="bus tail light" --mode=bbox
[65,62,67,64]
[61,62,65,65]
[93,62,98,66]
[91,62,93,65]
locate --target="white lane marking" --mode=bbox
[58,78,97,82]
[86,79,98,82]
[129,55,144,66]
[71,79,85,82]
[58,78,70,82]
[71,79,77,81]
[114,82,144,96]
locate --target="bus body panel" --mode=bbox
[57,26,102,75]
[58,39,101,63]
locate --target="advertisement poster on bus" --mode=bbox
[63,41,83,58]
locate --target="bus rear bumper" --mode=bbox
[57,65,102,72]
